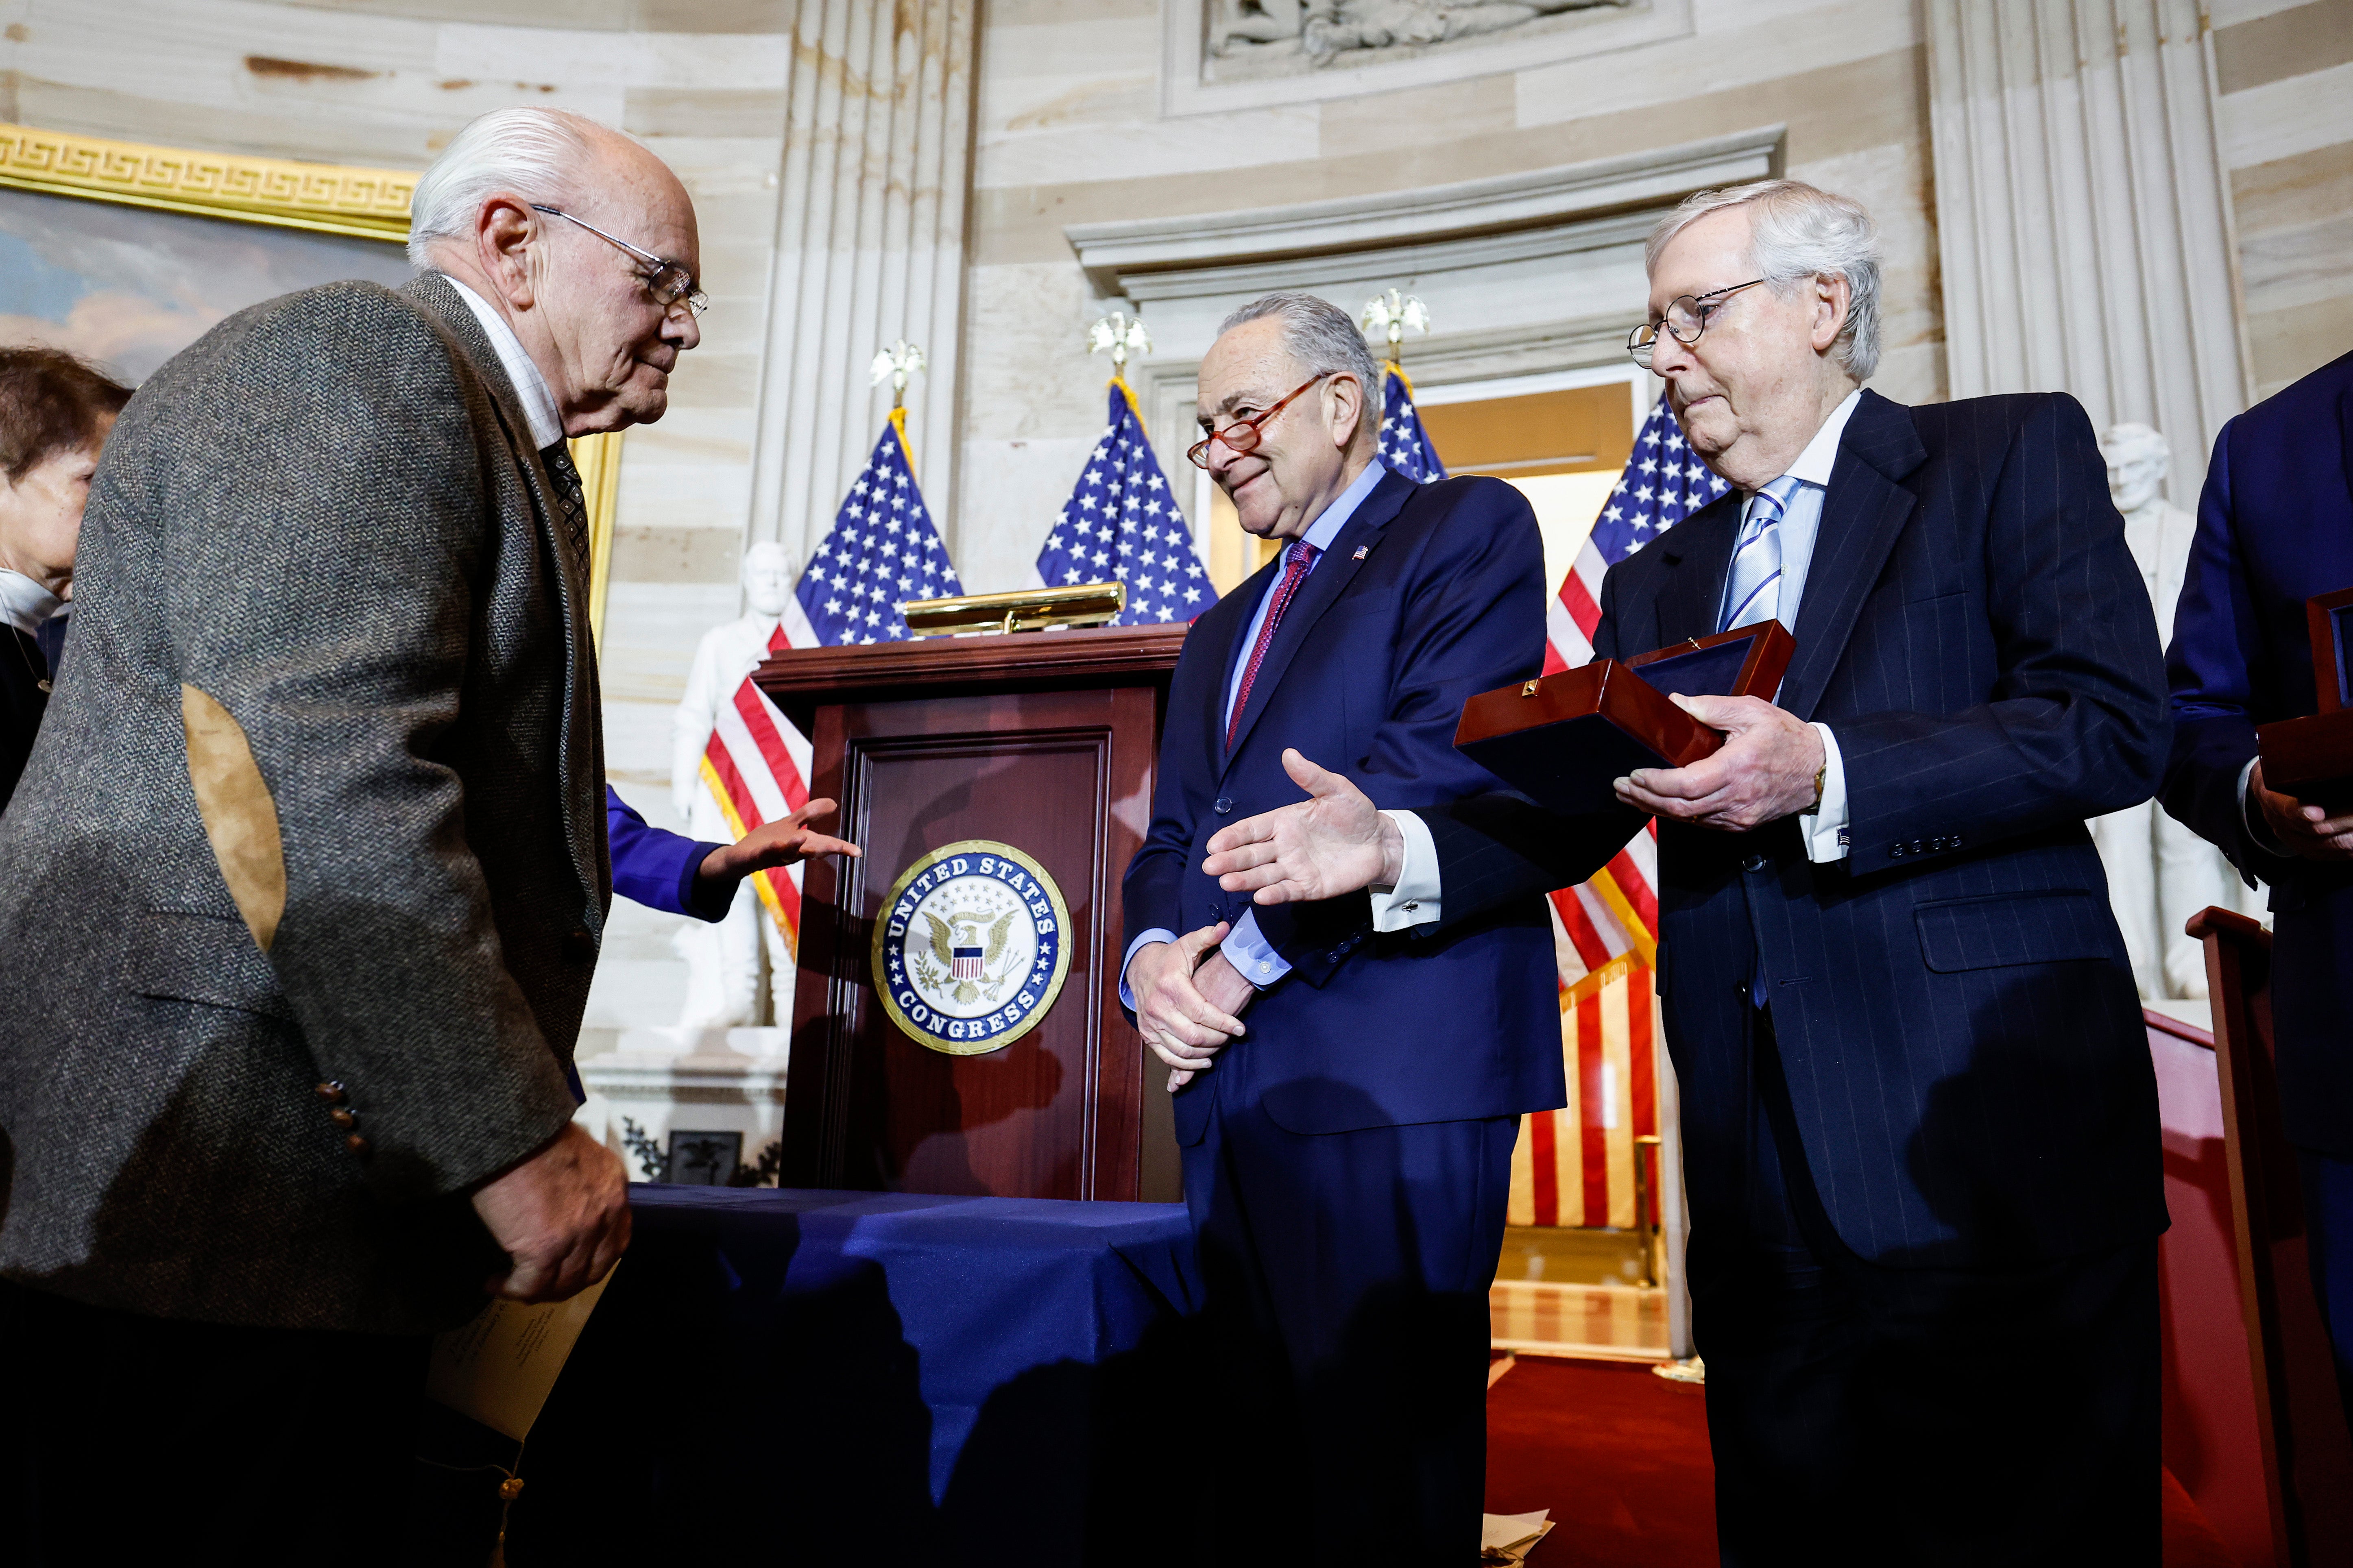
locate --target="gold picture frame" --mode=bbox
[0,122,622,644]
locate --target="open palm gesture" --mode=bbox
[1201,749,1400,904]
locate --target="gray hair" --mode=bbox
[406,107,611,266]
[1215,291,1385,446]
[1645,179,1882,382]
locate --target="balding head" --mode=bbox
[413,107,702,435]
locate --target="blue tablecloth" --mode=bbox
[508,1187,1202,1565]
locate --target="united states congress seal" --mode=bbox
[870,840,1073,1056]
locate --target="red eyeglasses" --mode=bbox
[1186,374,1330,470]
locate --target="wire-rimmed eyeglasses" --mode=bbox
[1186,373,1330,470]
[530,204,710,318]
[1627,278,1767,368]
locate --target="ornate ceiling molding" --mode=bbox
[1064,124,1783,303]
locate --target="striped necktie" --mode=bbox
[1719,475,1800,633]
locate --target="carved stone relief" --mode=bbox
[1209,0,1631,70]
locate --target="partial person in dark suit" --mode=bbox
[0,348,128,810]
[0,108,849,1565]
[2162,348,2353,1424]
[1120,291,1559,1564]
[1204,183,2170,1564]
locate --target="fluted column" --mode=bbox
[748,0,979,562]
[1926,0,2248,505]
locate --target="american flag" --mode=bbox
[1511,394,1731,1230]
[796,409,963,645]
[1035,381,1210,625]
[1376,365,1446,484]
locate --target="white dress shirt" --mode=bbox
[0,569,61,638]
[1372,390,1865,933]
[1121,457,1392,1004]
[438,275,565,450]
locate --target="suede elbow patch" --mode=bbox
[181,684,288,953]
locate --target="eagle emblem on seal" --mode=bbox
[871,841,1074,1056]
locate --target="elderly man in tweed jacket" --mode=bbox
[0,108,846,1563]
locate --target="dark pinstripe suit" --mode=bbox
[1423,389,2170,1561]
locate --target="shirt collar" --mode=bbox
[1294,457,1389,557]
[0,569,61,637]
[1775,388,1864,491]
[438,274,565,450]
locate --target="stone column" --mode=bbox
[748,0,979,562]
[1926,0,2248,506]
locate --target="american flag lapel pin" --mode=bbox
[1352,545,1369,560]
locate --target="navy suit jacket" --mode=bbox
[1415,391,2170,1267]
[1122,469,1564,1146]
[2162,350,2353,1158]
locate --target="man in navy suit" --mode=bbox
[1204,185,2170,1563]
[2162,349,2353,1424]
[1120,291,1559,1563]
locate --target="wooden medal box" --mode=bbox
[2257,587,2353,803]
[1454,622,1797,814]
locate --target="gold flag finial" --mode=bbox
[1359,290,1431,366]
[869,339,926,409]
[1086,311,1153,373]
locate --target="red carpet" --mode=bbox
[1485,1357,1715,1565]
[1484,1355,2242,1566]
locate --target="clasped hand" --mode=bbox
[2251,760,2353,863]
[1128,921,1255,1093]
[1616,693,1825,831]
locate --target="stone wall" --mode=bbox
[957,0,1949,590]
[2213,0,2353,400]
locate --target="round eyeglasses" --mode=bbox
[530,204,711,318]
[1627,278,1767,368]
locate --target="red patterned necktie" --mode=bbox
[1228,540,1320,750]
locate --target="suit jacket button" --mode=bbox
[565,928,596,961]
[345,1134,371,1158]
[1891,844,1906,857]
[1214,797,1234,815]
[1741,854,1766,873]
[314,1081,347,1104]
[329,1108,356,1129]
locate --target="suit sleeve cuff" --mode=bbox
[1119,929,1177,1011]
[1799,723,1850,863]
[1369,809,1443,932]
[1221,910,1291,989]
[2238,756,2288,859]
[679,843,737,921]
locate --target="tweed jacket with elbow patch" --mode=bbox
[0,272,609,1335]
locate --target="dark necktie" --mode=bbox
[540,440,590,566]
[1228,540,1319,750]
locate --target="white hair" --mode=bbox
[1645,179,1883,382]
[406,107,611,266]
[1216,291,1385,447]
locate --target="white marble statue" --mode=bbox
[2091,422,2253,1000]
[671,542,798,1027]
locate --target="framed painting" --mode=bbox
[0,122,621,640]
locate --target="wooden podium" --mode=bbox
[757,624,1189,1202]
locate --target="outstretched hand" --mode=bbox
[699,797,861,889]
[1202,749,1401,904]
